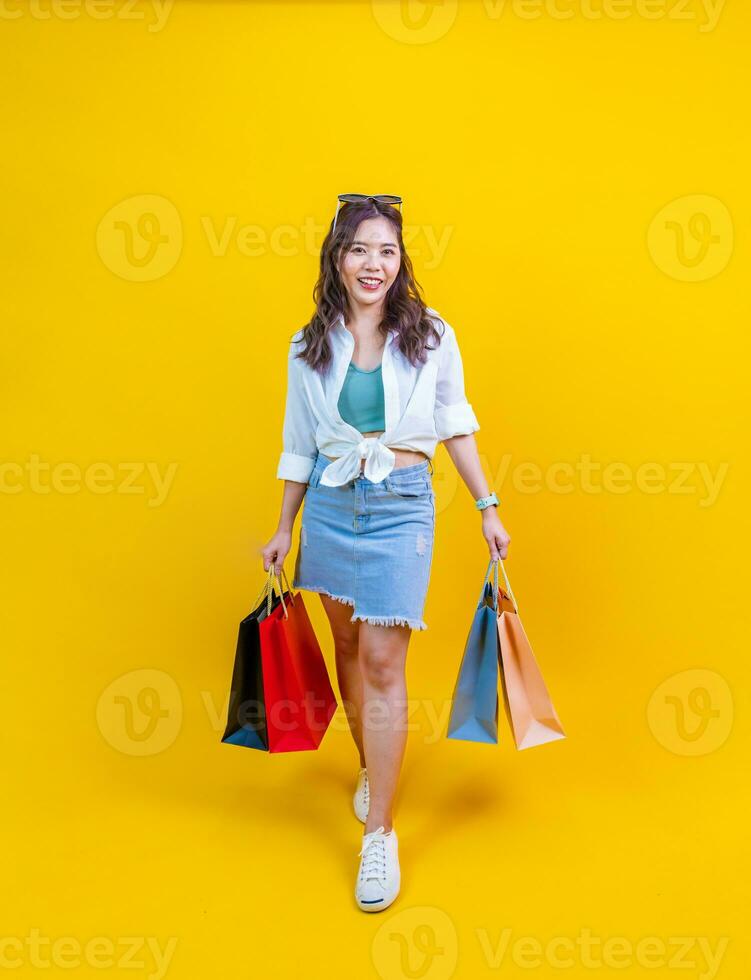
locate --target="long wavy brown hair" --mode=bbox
[293,198,444,374]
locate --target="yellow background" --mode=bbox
[2,1,749,977]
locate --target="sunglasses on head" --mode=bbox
[332,193,403,234]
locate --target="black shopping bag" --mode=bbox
[220,566,285,750]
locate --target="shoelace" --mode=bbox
[358,768,369,804]
[358,826,387,882]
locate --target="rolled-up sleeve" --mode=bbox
[433,322,480,441]
[276,341,318,483]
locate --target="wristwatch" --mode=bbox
[475,491,499,511]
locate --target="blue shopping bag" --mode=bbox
[446,559,501,744]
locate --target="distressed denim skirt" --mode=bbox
[292,449,436,631]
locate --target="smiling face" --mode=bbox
[338,216,402,310]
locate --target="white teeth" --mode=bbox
[359,278,382,286]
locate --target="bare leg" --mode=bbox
[319,594,365,766]
[358,621,411,834]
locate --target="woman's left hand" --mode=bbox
[481,506,511,560]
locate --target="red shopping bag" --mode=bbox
[263,577,338,752]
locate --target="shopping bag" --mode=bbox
[446,559,501,744]
[263,580,338,752]
[220,572,275,751]
[221,565,338,753]
[495,559,566,751]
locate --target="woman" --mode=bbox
[262,194,511,913]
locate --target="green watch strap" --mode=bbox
[475,491,499,511]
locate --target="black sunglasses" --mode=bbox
[332,193,403,233]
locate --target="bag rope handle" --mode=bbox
[478,557,500,611]
[480,557,521,619]
[251,563,294,618]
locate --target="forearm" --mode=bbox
[276,480,307,533]
[443,433,510,558]
[442,433,491,501]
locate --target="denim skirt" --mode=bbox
[292,449,436,630]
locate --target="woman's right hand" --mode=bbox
[261,528,292,574]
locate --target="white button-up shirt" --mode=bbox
[276,307,480,487]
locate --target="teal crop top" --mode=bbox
[337,359,386,432]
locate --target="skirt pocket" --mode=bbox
[383,474,432,498]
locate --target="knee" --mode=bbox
[359,646,402,690]
[332,626,359,657]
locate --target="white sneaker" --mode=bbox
[353,766,369,823]
[355,825,400,912]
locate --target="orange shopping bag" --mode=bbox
[494,559,566,751]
